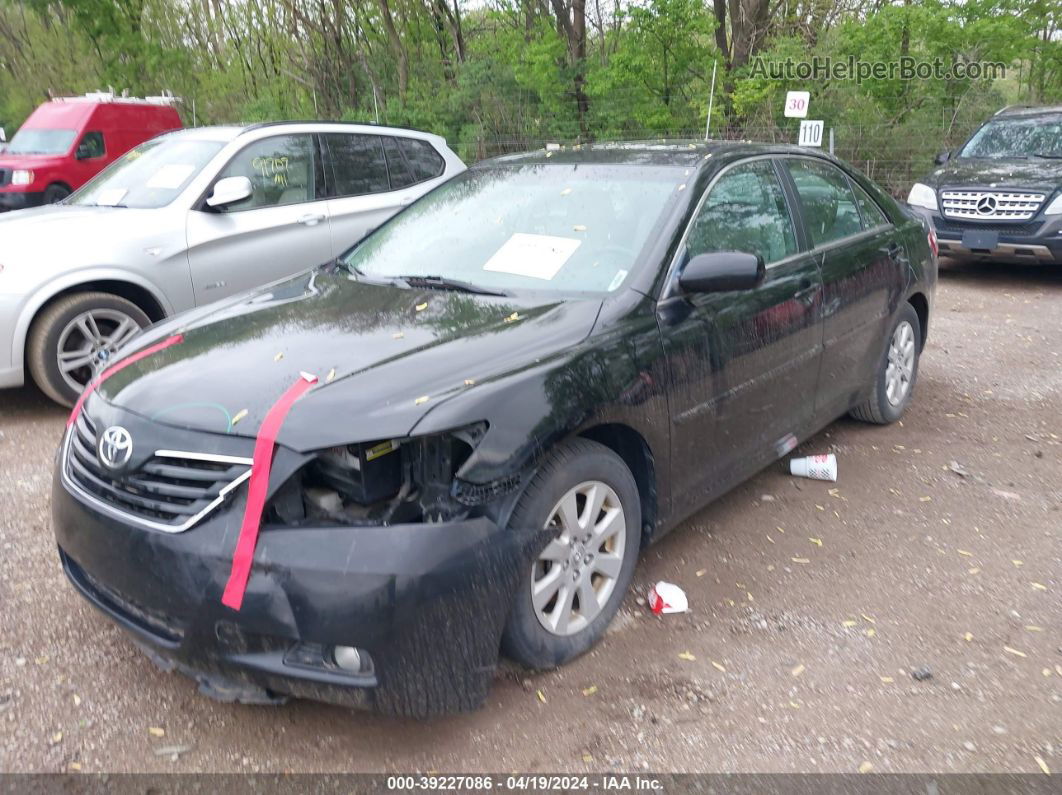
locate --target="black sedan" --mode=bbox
[52,142,937,717]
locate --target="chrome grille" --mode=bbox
[64,412,253,533]
[940,190,1045,221]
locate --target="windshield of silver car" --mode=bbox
[68,137,225,208]
[341,164,686,295]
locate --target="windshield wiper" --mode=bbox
[1033,152,1062,160]
[397,275,511,297]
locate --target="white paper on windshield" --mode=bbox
[483,233,581,281]
[96,188,128,206]
[146,164,196,189]
[608,269,629,291]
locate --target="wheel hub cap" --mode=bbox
[56,309,142,394]
[531,480,626,636]
[885,320,916,407]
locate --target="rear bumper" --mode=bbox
[916,208,1062,264]
[53,457,543,717]
[0,191,45,212]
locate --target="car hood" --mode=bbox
[0,154,65,169]
[0,205,159,262]
[96,269,603,451]
[925,157,1062,193]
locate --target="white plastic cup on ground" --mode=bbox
[789,453,837,482]
[647,581,688,614]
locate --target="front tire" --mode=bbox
[502,438,641,669]
[27,292,150,407]
[850,303,921,425]
[43,184,71,204]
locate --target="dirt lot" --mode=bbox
[1,259,1059,774]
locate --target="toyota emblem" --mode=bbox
[98,426,133,469]
[975,195,997,215]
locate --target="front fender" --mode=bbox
[411,300,671,526]
[8,268,176,371]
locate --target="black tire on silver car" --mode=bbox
[502,438,641,669]
[850,302,921,425]
[27,292,150,407]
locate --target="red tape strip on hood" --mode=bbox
[222,372,318,611]
[67,334,185,428]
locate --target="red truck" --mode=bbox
[0,92,182,211]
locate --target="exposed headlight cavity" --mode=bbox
[266,422,489,527]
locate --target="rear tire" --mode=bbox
[850,302,921,425]
[43,184,71,204]
[501,438,641,669]
[27,292,150,407]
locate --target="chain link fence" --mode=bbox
[449,120,979,198]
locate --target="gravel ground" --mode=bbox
[0,258,1059,774]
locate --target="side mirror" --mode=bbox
[679,251,765,293]
[933,151,951,165]
[206,176,253,208]
[75,144,94,160]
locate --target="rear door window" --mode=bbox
[215,134,319,211]
[687,160,797,265]
[784,159,863,246]
[382,137,415,189]
[323,133,390,197]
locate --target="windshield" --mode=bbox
[341,164,685,295]
[7,128,77,155]
[69,137,224,209]
[960,115,1062,159]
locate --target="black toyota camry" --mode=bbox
[52,141,937,717]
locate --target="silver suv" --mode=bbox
[0,121,465,405]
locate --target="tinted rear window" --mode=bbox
[382,137,415,189]
[323,133,389,197]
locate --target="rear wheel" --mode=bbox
[850,302,921,425]
[501,438,641,669]
[27,292,150,407]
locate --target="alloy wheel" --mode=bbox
[885,319,916,406]
[531,480,626,636]
[56,309,142,394]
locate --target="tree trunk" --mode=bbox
[376,0,408,98]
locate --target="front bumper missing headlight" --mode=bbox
[54,471,545,716]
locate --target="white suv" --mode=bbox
[0,122,465,405]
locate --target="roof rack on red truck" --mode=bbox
[0,91,183,212]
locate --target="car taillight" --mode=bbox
[927,227,938,257]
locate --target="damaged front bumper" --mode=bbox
[52,466,542,718]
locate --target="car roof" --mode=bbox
[477,139,840,168]
[994,105,1062,119]
[158,121,445,145]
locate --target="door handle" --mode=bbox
[298,213,325,226]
